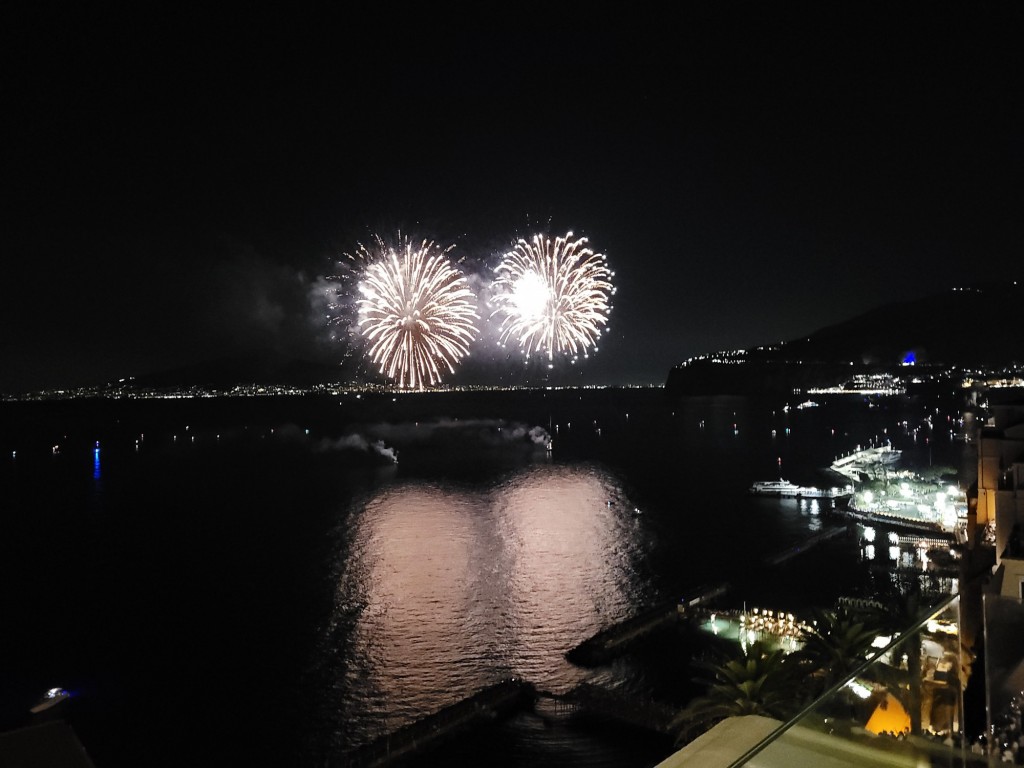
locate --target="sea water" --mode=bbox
[0,387,967,766]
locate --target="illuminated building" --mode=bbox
[977,389,1024,598]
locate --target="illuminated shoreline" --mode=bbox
[4,381,664,403]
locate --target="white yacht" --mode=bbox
[750,480,852,499]
[30,687,70,714]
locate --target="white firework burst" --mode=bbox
[352,236,478,389]
[491,232,613,361]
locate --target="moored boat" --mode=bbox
[750,479,852,499]
[30,687,70,714]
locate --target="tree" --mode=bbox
[872,582,929,735]
[671,641,803,745]
[796,605,882,696]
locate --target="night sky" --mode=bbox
[3,5,1022,393]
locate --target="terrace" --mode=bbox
[663,593,1024,766]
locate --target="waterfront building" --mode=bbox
[660,389,1024,765]
[976,389,1024,598]
[660,597,971,767]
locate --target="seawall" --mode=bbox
[567,582,730,667]
[340,679,536,767]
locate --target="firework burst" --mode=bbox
[491,232,613,361]
[350,236,478,389]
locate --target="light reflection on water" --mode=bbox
[324,463,649,750]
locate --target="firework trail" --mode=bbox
[351,236,478,389]
[490,232,613,361]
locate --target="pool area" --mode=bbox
[698,607,808,653]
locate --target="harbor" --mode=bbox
[752,445,967,537]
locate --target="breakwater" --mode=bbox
[558,683,681,735]
[340,679,536,767]
[760,524,851,566]
[567,582,730,667]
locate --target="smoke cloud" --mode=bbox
[273,419,550,465]
[315,433,398,463]
[356,419,551,450]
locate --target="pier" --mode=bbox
[340,679,536,767]
[760,524,850,566]
[567,582,730,666]
[830,445,902,481]
[832,504,948,534]
[555,683,681,736]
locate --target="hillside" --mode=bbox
[667,282,1023,395]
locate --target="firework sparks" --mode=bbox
[352,237,479,389]
[491,232,613,361]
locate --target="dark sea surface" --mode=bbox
[0,387,969,766]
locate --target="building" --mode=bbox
[976,389,1024,598]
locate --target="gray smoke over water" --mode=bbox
[357,419,551,450]
[315,434,398,463]
[275,419,550,465]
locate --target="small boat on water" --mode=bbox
[750,479,853,499]
[30,687,70,714]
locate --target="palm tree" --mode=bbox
[796,605,883,696]
[800,589,934,736]
[671,641,803,745]
[873,583,929,735]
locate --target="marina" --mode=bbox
[751,444,967,538]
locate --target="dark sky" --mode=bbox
[2,5,1022,392]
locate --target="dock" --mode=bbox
[831,504,949,534]
[340,678,536,767]
[830,445,902,481]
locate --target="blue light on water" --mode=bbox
[93,447,101,480]
[902,351,916,365]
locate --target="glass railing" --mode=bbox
[729,594,987,767]
[984,593,1024,764]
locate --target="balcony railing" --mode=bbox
[729,594,981,766]
[984,593,1024,765]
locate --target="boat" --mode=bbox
[749,480,853,499]
[30,687,70,714]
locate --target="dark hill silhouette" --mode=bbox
[787,283,1022,366]
[667,282,1023,395]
